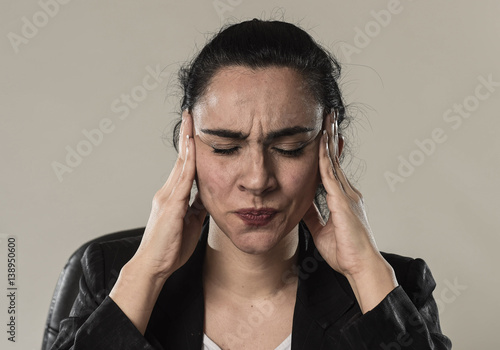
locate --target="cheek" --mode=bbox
[281,154,319,195]
[195,148,236,201]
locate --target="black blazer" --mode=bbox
[51,222,452,349]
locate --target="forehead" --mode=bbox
[192,66,323,131]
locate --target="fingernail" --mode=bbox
[185,134,190,151]
[179,116,185,138]
[323,131,329,152]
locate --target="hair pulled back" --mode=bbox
[173,19,347,151]
[173,19,350,218]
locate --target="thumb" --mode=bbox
[302,202,325,238]
[184,193,207,234]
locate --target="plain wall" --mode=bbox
[1,0,499,349]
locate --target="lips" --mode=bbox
[234,208,277,226]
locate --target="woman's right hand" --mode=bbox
[109,111,206,334]
[130,110,207,280]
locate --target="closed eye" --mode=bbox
[273,145,306,157]
[212,146,240,155]
[211,144,308,157]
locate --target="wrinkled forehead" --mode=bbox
[191,66,323,134]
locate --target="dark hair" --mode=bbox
[173,19,350,218]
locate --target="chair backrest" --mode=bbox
[41,227,145,350]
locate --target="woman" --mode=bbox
[52,19,451,349]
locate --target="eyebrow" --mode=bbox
[200,128,246,139]
[200,126,315,142]
[266,126,315,140]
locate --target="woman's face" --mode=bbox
[192,66,323,254]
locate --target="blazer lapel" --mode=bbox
[146,220,361,350]
[292,223,361,349]
[147,221,209,350]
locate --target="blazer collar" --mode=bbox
[149,219,359,349]
[147,220,208,349]
[290,222,359,349]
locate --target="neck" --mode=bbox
[203,217,299,300]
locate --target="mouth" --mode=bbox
[234,208,278,227]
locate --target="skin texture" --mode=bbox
[193,67,325,348]
[109,66,398,343]
[192,66,323,257]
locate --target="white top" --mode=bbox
[203,333,292,350]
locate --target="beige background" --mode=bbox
[1,0,499,349]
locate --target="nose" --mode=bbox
[237,148,277,195]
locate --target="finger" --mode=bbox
[341,164,363,200]
[319,131,345,196]
[325,112,360,200]
[191,191,206,214]
[178,110,192,160]
[184,192,207,232]
[334,116,339,158]
[158,111,193,194]
[172,135,197,205]
[302,202,325,236]
[322,113,341,186]
[328,110,339,158]
[331,155,362,201]
[158,132,196,204]
[324,111,339,159]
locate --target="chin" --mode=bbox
[208,208,302,255]
[229,219,299,256]
[229,230,284,255]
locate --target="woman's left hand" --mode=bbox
[303,113,398,313]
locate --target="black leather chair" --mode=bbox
[42,227,145,350]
